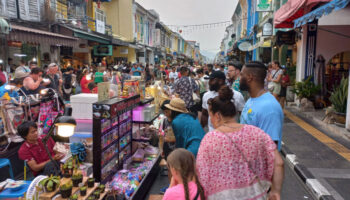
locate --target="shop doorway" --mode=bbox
[325,51,350,93]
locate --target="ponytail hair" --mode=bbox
[208,85,236,117]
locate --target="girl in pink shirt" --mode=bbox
[163,148,205,200]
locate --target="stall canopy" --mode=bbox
[274,0,331,28]
[294,0,350,28]
[7,25,78,47]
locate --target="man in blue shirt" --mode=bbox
[239,61,284,150]
[131,63,142,76]
[0,78,23,98]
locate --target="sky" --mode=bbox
[136,0,238,60]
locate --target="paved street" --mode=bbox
[283,109,350,200]
[146,115,318,200]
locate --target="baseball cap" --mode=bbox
[204,70,226,80]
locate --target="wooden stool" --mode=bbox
[148,194,164,200]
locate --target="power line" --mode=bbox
[165,21,231,27]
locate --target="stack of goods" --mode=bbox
[122,81,139,98]
[109,155,158,199]
[132,104,156,122]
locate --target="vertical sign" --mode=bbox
[256,0,273,12]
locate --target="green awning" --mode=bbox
[0,17,10,34]
[73,29,110,44]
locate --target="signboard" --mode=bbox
[120,48,128,55]
[96,19,105,34]
[238,41,253,51]
[276,30,296,45]
[93,45,113,56]
[262,22,273,36]
[256,0,273,12]
[98,82,110,102]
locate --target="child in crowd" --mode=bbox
[163,148,205,200]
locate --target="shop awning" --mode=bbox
[274,0,331,28]
[73,28,110,44]
[129,44,141,49]
[112,38,129,46]
[0,17,10,34]
[294,0,350,28]
[7,24,78,47]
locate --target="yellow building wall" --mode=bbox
[112,47,136,63]
[104,0,134,42]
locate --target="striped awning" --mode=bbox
[7,25,78,47]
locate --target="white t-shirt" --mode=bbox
[169,71,178,81]
[202,89,245,132]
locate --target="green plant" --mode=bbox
[286,65,296,84]
[87,196,95,200]
[329,76,348,113]
[39,175,60,192]
[72,173,83,187]
[60,181,73,190]
[99,184,105,193]
[87,178,95,188]
[80,186,87,196]
[70,194,78,200]
[291,76,321,99]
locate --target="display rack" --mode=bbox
[93,95,140,183]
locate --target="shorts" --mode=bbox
[272,82,281,95]
[279,87,287,97]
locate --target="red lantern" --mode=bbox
[179,30,182,33]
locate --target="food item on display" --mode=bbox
[132,148,145,162]
[144,146,159,156]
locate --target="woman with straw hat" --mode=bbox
[163,98,205,157]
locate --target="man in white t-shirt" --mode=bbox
[168,66,179,83]
[201,70,245,132]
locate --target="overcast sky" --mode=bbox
[136,0,238,60]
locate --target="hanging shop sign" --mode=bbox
[276,30,296,45]
[96,19,105,34]
[262,22,273,36]
[120,48,128,55]
[93,45,113,56]
[256,0,273,12]
[238,41,253,51]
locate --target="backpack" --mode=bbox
[63,73,72,89]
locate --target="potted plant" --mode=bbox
[39,175,60,192]
[87,196,95,200]
[60,181,73,198]
[71,173,83,187]
[87,178,95,188]
[70,194,78,200]
[93,190,100,199]
[98,184,105,193]
[291,76,321,109]
[329,76,348,124]
[80,186,87,196]
[62,164,71,178]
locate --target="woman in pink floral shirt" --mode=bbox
[196,86,284,200]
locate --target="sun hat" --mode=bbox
[14,70,29,79]
[165,98,189,113]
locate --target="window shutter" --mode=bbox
[6,0,18,18]
[18,0,29,20]
[28,0,40,21]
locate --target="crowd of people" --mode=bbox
[0,59,289,200]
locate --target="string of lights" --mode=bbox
[166,21,232,35]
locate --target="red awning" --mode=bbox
[274,0,331,28]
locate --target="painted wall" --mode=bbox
[113,47,136,63]
[319,6,350,26]
[315,25,350,63]
[104,0,134,41]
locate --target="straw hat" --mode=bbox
[165,98,189,113]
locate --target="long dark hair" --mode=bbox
[167,148,205,200]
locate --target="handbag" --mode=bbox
[268,70,280,92]
[189,77,200,103]
[220,131,268,199]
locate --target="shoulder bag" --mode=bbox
[189,77,200,103]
